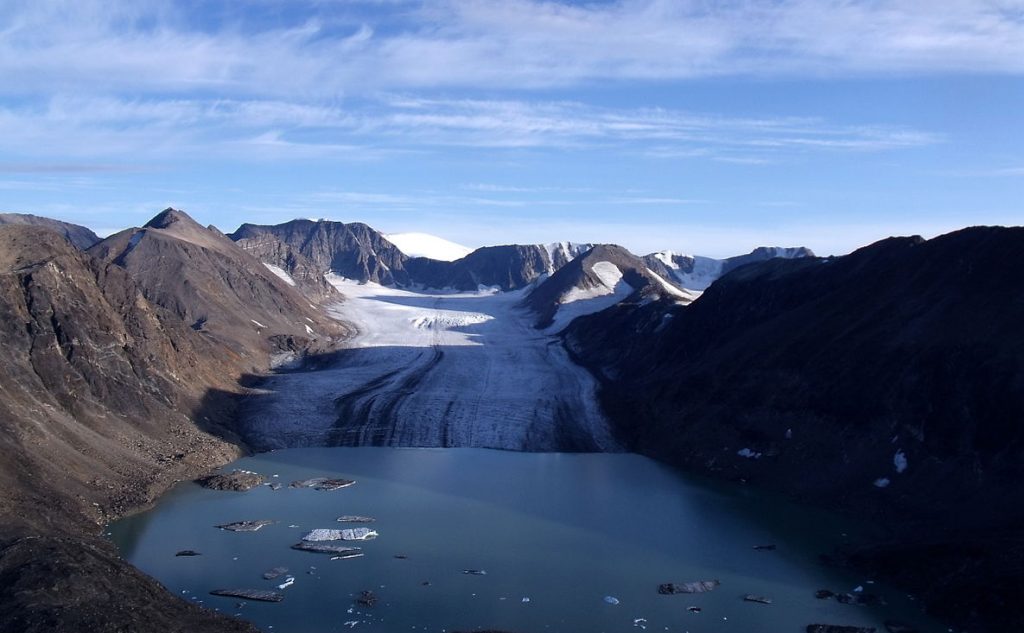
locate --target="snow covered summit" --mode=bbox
[386,232,473,261]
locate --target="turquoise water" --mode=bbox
[108,448,942,633]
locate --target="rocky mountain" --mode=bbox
[0,224,258,633]
[404,242,588,291]
[230,218,598,292]
[565,226,1024,632]
[230,219,411,287]
[92,209,348,369]
[0,212,101,250]
[526,244,695,331]
[230,217,818,297]
[644,245,815,291]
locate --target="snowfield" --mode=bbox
[384,232,473,261]
[239,276,622,453]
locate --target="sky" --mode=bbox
[1,0,1022,257]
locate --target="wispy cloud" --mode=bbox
[0,2,973,166]
[0,94,940,163]
[1,1,1022,99]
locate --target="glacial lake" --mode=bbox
[108,448,942,633]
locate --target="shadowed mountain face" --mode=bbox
[92,209,349,369]
[0,212,101,250]
[566,226,1024,632]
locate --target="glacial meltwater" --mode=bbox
[108,448,942,633]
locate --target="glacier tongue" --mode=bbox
[238,277,621,453]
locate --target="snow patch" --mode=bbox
[674,256,725,291]
[652,249,683,269]
[591,261,624,289]
[894,449,908,473]
[263,263,296,286]
[542,241,589,272]
[559,261,623,303]
[251,319,266,328]
[118,230,145,258]
[385,232,472,261]
[646,268,694,300]
[305,324,315,336]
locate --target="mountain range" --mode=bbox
[0,207,1018,633]
[227,216,788,295]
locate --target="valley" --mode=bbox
[1,209,1020,633]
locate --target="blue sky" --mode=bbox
[1,0,1022,257]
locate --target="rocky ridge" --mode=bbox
[0,212,102,250]
[644,245,815,291]
[92,209,350,369]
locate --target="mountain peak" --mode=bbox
[144,207,200,230]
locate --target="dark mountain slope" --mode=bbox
[0,224,257,633]
[566,226,1024,632]
[526,244,694,329]
[231,218,410,286]
[0,212,101,249]
[92,209,348,369]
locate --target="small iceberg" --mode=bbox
[215,520,274,532]
[291,542,364,557]
[303,527,377,541]
[603,596,620,605]
[289,477,355,491]
[658,580,720,594]
[209,589,283,603]
[337,515,376,523]
[277,576,295,590]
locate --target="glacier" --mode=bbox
[238,277,622,452]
